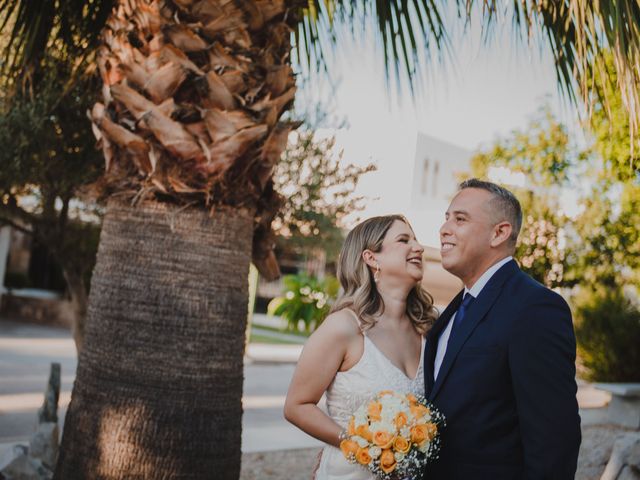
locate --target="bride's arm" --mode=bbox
[283,310,361,448]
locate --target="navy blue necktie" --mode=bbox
[447,292,474,346]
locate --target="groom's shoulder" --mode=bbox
[507,266,569,310]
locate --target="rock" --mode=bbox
[0,445,28,472]
[37,364,60,424]
[601,432,640,480]
[28,422,58,469]
[0,449,52,480]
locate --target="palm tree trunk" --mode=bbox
[61,267,88,353]
[55,198,253,479]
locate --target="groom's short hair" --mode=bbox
[459,178,523,246]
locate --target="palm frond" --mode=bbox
[471,0,640,163]
[295,0,451,94]
[0,0,113,80]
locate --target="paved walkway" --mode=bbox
[0,317,610,456]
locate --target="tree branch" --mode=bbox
[0,215,34,236]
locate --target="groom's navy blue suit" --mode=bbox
[424,259,581,479]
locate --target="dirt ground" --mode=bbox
[240,424,632,480]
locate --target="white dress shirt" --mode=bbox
[433,256,513,380]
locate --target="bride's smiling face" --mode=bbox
[365,220,425,285]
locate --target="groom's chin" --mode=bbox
[440,258,456,275]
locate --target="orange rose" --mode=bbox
[347,417,356,436]
[393,435,411,454]
[340,439,359,458]
[355,424,373,442]
[410,403,430,419]
[410,422,438,446]
[410,424,429,446]
[394,411,408,429]
[424,422,438,441]
[380,449,397,474]
[379,390,393,396]
[356,446,372,465]
[367,401,382,421]
[373,430,394,449]
[406,393,418,404]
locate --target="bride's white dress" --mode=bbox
[315,323,426,479]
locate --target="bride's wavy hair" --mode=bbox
[330,214,438,334]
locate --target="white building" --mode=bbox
[406,132,474,247]
[353,130,473,249]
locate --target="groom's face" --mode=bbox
[440,188,496,285]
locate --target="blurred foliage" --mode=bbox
[465,58,640,381]
[586,52,640,184]
[574,288,640,382]
[0,56,102,200]
[273,129,375,261]
[267,273,340,332]
[563,52,640,288]
[465,107,578,288]
[0,52,103,338]
[564,182,640,288]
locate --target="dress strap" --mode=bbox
[344,308,364,334]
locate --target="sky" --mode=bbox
[292,5,586,242]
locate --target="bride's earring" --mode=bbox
[374,262,380,283]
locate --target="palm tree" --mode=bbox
[1,0,639,478]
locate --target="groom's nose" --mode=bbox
[440,220,452,238]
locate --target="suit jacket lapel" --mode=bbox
[429,260,520,401]
[425,290,464,397]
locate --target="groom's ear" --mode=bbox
[490,221,513,248]
[362,250,377,267]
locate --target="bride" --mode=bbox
[284,214,438,479]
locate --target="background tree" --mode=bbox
[464,61,639,381]
[464,107,578,288]
[0,56,103,350]
[273,128,375,263]
[565,51,640,288]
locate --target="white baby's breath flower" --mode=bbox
[369,420,394,434]
[354,411,368,427]
[355,436,368,448]
[394,452,405,462]
[368,446,381,458]
[400,426,410,438]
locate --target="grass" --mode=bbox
[248,333,304,345]
[252,322,312,338]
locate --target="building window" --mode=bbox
[421,158,430,194]
[432,161,439,197]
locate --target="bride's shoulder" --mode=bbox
[314,308,362,342]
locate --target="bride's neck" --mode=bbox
[375,286,409,325]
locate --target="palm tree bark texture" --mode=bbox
[57,199,253,478]
[56,0,297,478]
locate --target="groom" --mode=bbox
[424,179,581,479]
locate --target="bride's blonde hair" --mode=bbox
[331,215,438,334]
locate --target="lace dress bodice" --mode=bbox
[315,330,426,479]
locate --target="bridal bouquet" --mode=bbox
[339,391,445,480]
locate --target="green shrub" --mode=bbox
[574,288,640,382]
[268,273,340,333]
